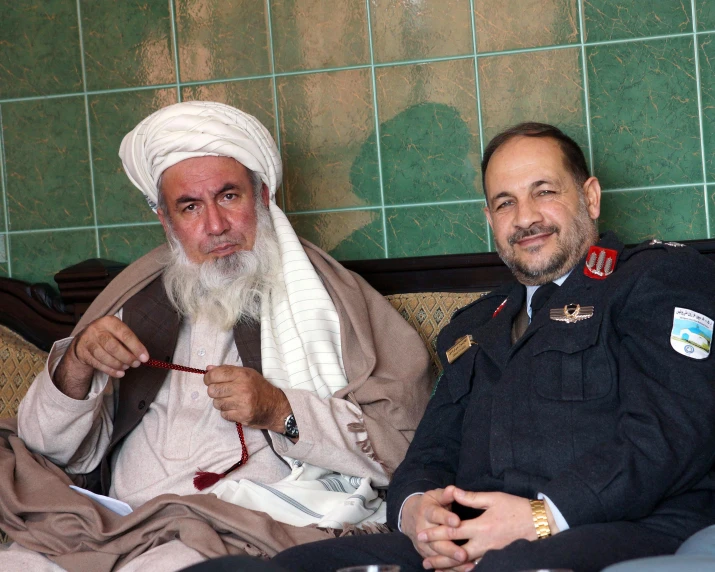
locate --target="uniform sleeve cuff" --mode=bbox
[538,492,570,532]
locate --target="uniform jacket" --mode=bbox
[387,232,715,541]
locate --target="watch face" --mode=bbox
[284,413,299,438]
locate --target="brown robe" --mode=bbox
[0,238,432,571]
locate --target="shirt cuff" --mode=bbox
[538,492,570,533]
[397,492,425,532]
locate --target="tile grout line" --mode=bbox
[691,0,711,238]
[290,198,486,217]
[468,0,492,252]
[0,106,11,274]
[6,29,715,105]
[168,0,183,102]
[7,221,162,236]
[265,0,286,209]
[578,0,595,173]
[75,0,101,258]
[364,0,389,258]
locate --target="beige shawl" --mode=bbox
[0,239,432,571]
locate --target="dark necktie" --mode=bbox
[511,282,560,343]
[530,282,559,317]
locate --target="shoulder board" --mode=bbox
[620,238,690,262]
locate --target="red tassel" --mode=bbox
[193,422,249,491]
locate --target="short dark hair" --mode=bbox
[481,122,589,198]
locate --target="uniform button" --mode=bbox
[191,391,199,400]
[138,400,146,410]
[197,348,206,356]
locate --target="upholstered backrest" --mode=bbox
[0,325,47,419]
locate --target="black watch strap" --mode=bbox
[283,412,299,438]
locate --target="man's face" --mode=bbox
[483,136,601,285]
[157,156,270,265]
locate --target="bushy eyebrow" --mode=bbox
[488,178,559,208]
[174,183,239,205]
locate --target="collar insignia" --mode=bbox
[550,303,594,323]
[584,246,618,280]
[446,335,477,364]
[492,298,508,318]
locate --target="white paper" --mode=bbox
[69,485,133,516]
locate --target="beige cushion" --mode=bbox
[0,325,47,420]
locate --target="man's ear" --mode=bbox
[582,177,601,220]
[157,208,170,236]
[483,205,494,230]
[261,183,270,208]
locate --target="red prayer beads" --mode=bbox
[145,358,207,375]
[143,357,251,489]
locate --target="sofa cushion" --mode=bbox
[0,325,47,420]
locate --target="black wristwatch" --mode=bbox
[283,412,299,438]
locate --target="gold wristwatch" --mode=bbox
[529,499,552,540]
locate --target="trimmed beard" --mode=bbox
[495,193,598,286]
[162,204,282,330]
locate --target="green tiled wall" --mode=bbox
[1,0,714,286]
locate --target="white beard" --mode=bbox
[162,205,282,330]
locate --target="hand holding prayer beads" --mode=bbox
[53,316,148,400]
[204,364,293,434]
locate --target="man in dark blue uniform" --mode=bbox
[271,123,715,572]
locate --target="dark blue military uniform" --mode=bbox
[274,232,715,572]
[386,232,715,541]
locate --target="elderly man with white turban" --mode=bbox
[0,102,432,572]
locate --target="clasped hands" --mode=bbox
[55,316,292,434]
[402,485,552,572]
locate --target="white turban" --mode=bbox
[119,101,282,211]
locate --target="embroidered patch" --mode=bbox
[670,307,713,360]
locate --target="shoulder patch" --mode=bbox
[671,307,713,360]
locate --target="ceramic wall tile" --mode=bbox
[600,187,707,243]
[2,0,715,284]
[700,34,715,180]
[386,203,488,257]
[376,59,480,205]
[476,0,579,53]
[587,38,702,189]
[698,0,715,31]
[0,0,83,98]
[10,230,96,286]
[89,89,178,226]
[80,0,175,90]
[3,98,93,231]
[270,0,369,72]
[278,69,380,212]
[289,209,384,260]
[479,48,587,165]
[370,0,473,63]
[182,79,276,139]
[176,0,271,82]
[99,224,166,263]
[584,0,693,42]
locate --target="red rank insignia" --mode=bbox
[492,298,507,318]
[583,245,618,280]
